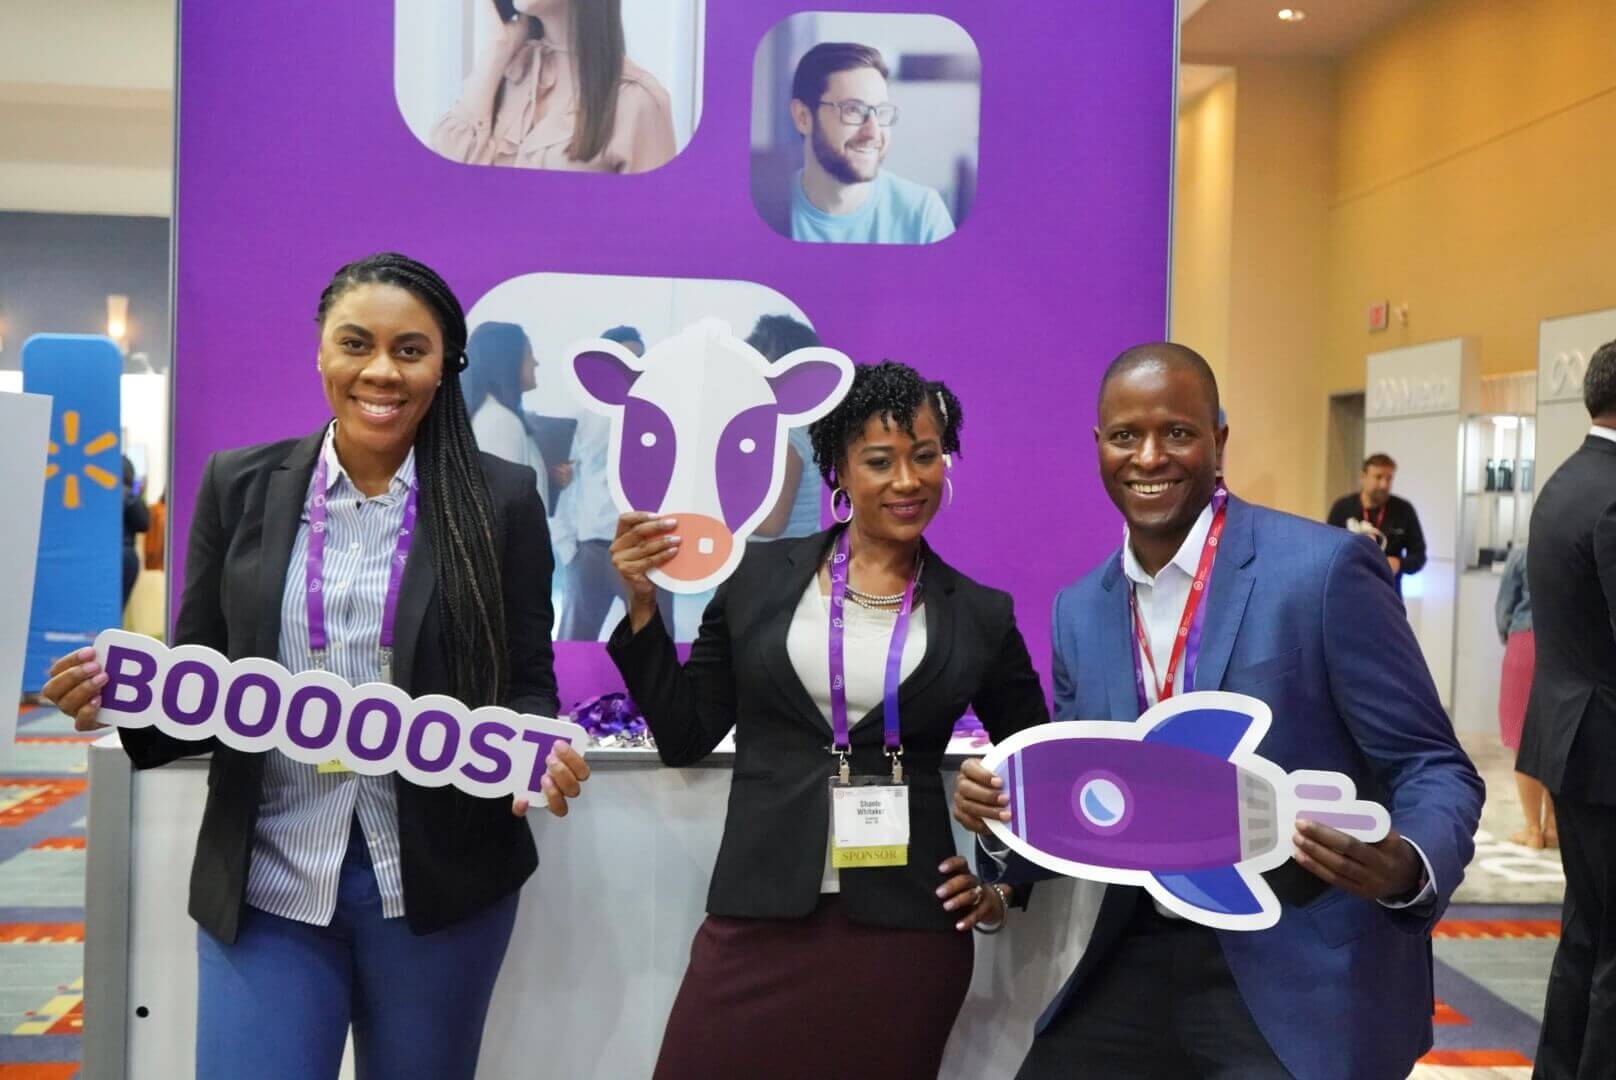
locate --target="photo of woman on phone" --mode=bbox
[431,0,678,174]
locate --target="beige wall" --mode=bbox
[1324,0,1616,391]
[1178,0,1616,516]
[1173,61,1335,516]
[1223,61,1335,516]
[1171,75,1236,390]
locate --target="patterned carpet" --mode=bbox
[0,706,1572,1078]
[0,705,91,1079]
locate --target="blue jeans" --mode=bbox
[196,823,518,1080]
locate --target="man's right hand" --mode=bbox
[952,757,1011,835]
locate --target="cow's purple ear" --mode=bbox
[573,349,639,406]
[767,351,850,419]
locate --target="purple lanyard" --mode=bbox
[827,528,921,782]
[1127,487,1229,715]
[305,450,419,685]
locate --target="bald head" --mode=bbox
[1098,343,1220,429]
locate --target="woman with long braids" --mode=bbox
[607,361,1050,1077]
[42,253,588,1079]
[431,0,677,173]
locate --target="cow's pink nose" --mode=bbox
[661,514,734,583]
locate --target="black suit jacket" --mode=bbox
[121,428,559,942]
[608,529,1049,930]
[1519,434,1616,803]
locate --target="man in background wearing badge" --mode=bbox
[1327,452,1427,594]
[954,343,1482,1079]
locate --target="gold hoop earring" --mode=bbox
[831,487,853,525]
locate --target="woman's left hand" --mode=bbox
[937,855,1007,932]
[511,743,592,818]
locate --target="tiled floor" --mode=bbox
[1453,736,1565,906]
[0,707,1576,1078]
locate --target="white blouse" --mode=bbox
[786,575,927,893]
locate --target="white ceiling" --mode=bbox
[1181,0,1425,61]
[0,0,175,215]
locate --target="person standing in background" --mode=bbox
[1517,338,1616,1078]
[120,454,149,613]
[746,314,824,541]
[1496,543,1555,849]
[463,321,551,510]
[1327,453,1427,593]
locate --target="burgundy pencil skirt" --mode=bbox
[652,895,975,1080]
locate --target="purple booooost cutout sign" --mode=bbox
[170,2,1176,709]
[93,629,584,801]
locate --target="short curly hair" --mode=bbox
[809,360,963,486]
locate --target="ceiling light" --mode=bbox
[107,295,129,342]
[1277,8,1307,21]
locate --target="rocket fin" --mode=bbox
[1141,706,1255,761]
[1150,866,1265,918]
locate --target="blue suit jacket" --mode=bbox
[1003,497,1483,1080]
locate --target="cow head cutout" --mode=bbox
[566,318,853,593]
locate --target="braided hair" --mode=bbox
[809,360,963,486]
[315,253,509,708]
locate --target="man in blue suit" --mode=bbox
[955,343,1483,1079]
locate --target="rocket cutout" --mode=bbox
[981,691,1390,931]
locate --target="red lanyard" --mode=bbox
[1360,500,1387,530]
[1129,496,1228,705]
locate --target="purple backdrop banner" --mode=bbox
[172,1,1176,710]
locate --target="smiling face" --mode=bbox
[802,67,891,185]
[1095,361,1226,548]
[841,404,945,545]
[317,282,444,462]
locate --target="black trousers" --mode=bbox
[1018,899,1291,1079]
[1535,796,1616,1080]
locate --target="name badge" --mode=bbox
[316,759,352,774]
[830,777,910,869]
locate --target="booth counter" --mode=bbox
[84,736,1099,1080]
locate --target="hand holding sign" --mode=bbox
[77,630,589,812]
[41,647,109,732]
[961,691,1392,931]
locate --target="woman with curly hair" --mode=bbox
[606,359,1049,1078]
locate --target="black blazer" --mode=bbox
[608,528,1049,930]
[1519,434,1616,803]
[121,428,559,942]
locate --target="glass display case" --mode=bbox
[1460,413,1535,569]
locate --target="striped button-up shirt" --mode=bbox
[244,426,411,924]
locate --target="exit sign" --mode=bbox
[1367,301,1389,333]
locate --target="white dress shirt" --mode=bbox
[786,576,927,893]
[1590,424,1616,445]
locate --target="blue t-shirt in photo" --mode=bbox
[790,170,956,245]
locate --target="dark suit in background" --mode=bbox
[1518,431,1616,1078]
